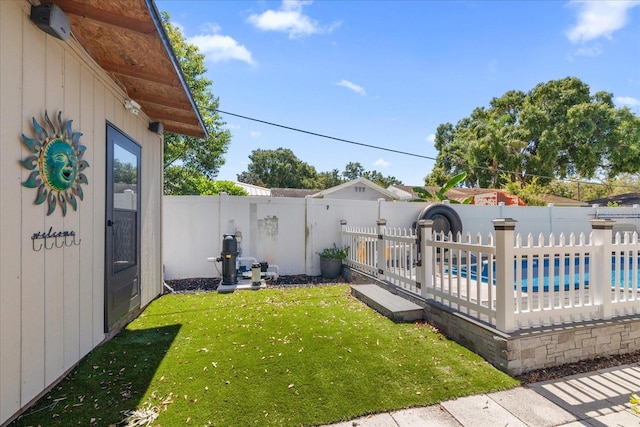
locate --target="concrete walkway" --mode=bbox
[322,363,640,427]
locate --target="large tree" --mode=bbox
[164,166,247,196]
[342,162,365,181]
[161,12,232,193]
[342,162,403,187]
[426,77,640,188]
[362,170,402,188]
[315,169,343,189]
[240,148,319,188]
[239,152,404,189]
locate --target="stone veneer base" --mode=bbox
[343,267,640,376]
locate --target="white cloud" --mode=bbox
[374,158,390,168]
[247,0,340,39]
[335,80,366,96]
[572,44,604,57]
[425,134,436,144]
[200,22,222,34]
[249,131,262,138]
[189,33,256,65]
[566,1,640,43]
[616,96,640,106]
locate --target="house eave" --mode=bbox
[47,0,207,138]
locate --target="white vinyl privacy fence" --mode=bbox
[163,195,421,279]
[342,219,640,333]
[163,194,640,283]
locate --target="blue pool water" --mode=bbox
[450,256,640,292]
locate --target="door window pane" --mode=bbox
[112,141,139,272]
[113,143,138,210]
[113,210,137,273]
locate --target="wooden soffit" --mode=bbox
[45,0,207,138]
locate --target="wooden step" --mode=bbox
[350,284,423,323]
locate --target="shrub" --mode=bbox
[318,244,349,259]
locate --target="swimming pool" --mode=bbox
[450,255,640,292]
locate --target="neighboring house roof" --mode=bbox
[588,193,640,207]
[389,185,586,206]
[539,194,589,207]
[229,184,321,198]
[234,182,271,196]
[271,188,319,198]
[390,185,515,203]
[386,185,414,200]
[53,0,206,138]
[313,177,398,200]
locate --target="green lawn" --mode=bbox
[13,285,519,426]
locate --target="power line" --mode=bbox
[212,108,558,180]
[212,108,557,181]
[208,107,637,190]
[212,108,438,161]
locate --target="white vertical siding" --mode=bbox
[78,64,97,357]
[20,3,47,405]
[91,83,106,347]
[62,41,82,380]
[141,133,164,304]
[0,1,25,421]
[0,1,166,423]
[43,34,67,389]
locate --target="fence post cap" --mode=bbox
[340,219,347,225]
[590,219,615,229]
[492,218,517,230]
[418,219,433,227]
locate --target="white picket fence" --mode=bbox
[342,218,640,333]
[342,220,419,293]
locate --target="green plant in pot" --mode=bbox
[318,244,349,279]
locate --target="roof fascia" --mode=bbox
[145,0,208,138]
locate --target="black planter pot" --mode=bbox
[320,257,342,279]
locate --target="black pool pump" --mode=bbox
[217,234,239,285]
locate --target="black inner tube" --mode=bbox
[417,204,463,240]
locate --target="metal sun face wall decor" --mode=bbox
[20,111,90,216]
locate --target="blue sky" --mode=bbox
[157,0,640,186]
